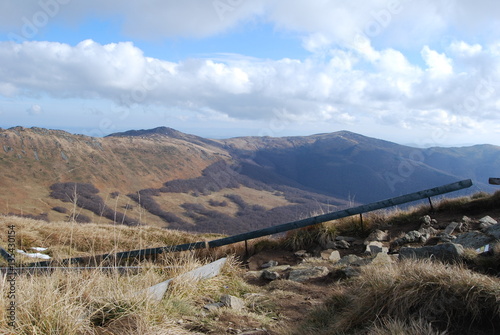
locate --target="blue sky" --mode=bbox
[0,0,500,146]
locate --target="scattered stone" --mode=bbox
[261,260,278,269]
[418,226,438,236]
[221,294,245,311]
[331,266,361,279]
[437,232,456,243]
[399,243,465,262]
[329,250,341,262]
[454,231,494,249]
[364,229,389,243]
[484,223,500,240]
[364,241,384,255]
[294,250,310,257]
[462,216,473,224]
[479,216,498,229]
[444,222,459,235]
[336,254,369,266]
[204,302,224,311]
[266,265,291,272]
[480,216,497,225]
[335,236,357,242]
[334,240,351,249]
[320,249,334,260]
[261,270,280,281]
[404,230,423,243]
[421,215,432,226]
[288,266,329,282]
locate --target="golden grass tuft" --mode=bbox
[297,259,500,335]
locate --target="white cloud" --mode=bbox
[421,46,453,76]
[0,39,499,134]
[27,104,43,115]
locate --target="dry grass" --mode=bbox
[0,215,215,264]
[297,259,500,335]
[0,252,266,334]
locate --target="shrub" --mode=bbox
[50,182,137,226]
[52,206,68,214]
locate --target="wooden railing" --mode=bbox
[28,179,473,267]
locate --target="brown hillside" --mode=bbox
[0,126,230,219]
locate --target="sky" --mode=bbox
[0,0,500,147]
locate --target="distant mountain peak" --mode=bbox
[106,126,184,138]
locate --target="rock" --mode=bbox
[221,294,245,311]
[364,241,385,255]
[331,266,361,279]
[321,249,334,260]
[288,266,329,282]
[454,231,494,249]
[329,250,341,262]
[480,216,497,225]
[265,265,291,272]
[261,270,280,281]
[421,215,432,226]
[334,240,350,249]
[404,230,422,243]
[364,229,389,243]
[294,250,310,257]
[485,224,500,239]
[479,216,498,229]
[336,254,370,266]
[399,243,465,262]
[419,226,438,236]
[437,232,455,243]
[335,236,357,242]
[444,222,459,235]
[204,302,224,311]
[261,260,278,269]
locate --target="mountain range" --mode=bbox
[1,126,498,234]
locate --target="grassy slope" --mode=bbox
[0,192,499,334]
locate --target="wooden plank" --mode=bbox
[209,179,473,247]
[489,178,500,185]
[145,258,227,301]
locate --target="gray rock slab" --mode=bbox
[485,224,500,239]
[364,241,384,255]
[480,216,497,225]
[444,222,459,235]
[454,231,494,249]
[399,243,464,262]
[288,266,329,282]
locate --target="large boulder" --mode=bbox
[399,243,464,262]
[288,266,329,282]
[454,231,493,249]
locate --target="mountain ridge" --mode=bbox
[1,125,498,233]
